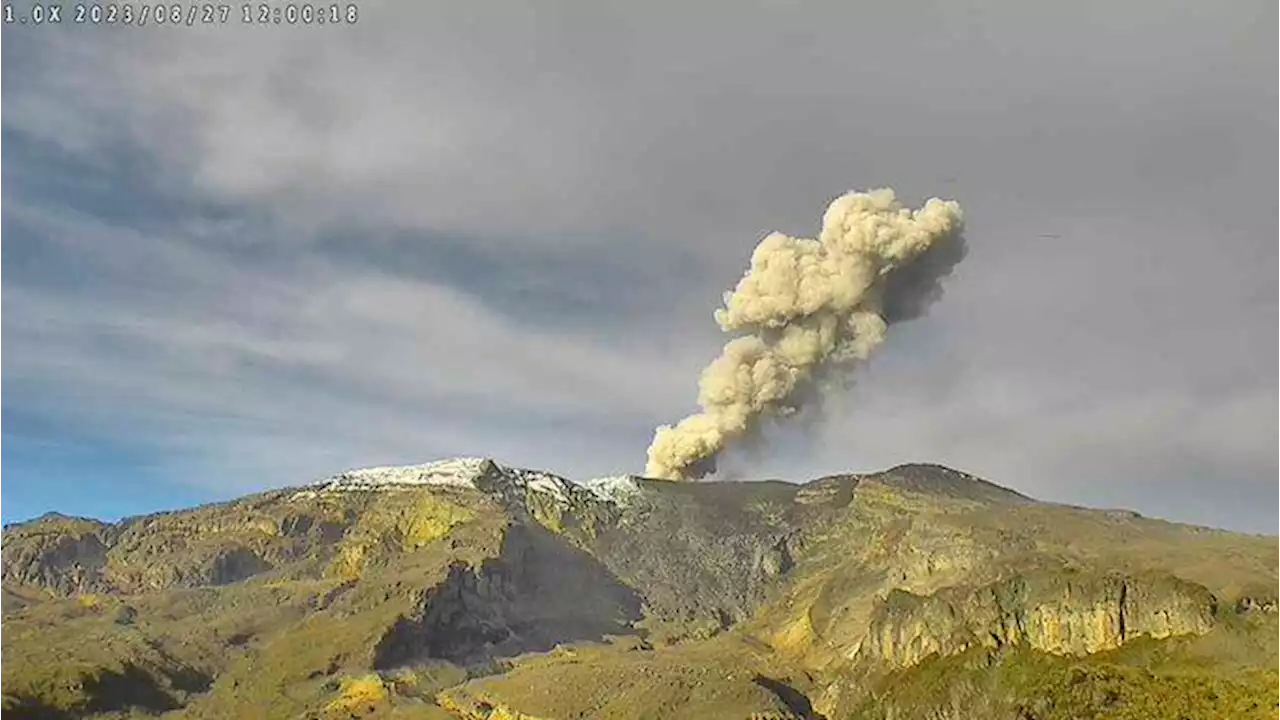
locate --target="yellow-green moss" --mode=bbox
[325,673,389,715]
[327,543,368,581]
[853,644,1279,720]
[399,499,475,550]
[325,495,476,580]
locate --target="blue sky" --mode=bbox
[2,1,1275,532]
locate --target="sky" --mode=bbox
[1,1,1275,533]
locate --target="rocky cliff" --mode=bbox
[858,569,1218,668]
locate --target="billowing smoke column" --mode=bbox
[645,189,966,481]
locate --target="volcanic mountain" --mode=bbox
[2,459,1275,719]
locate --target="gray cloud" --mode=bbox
[2,0,1275,531]
[2,195,708,489]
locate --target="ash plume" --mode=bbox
[645,189,966,481]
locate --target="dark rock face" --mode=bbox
[1,491,357,595]
[1,518,112,594]
[374,562,514,667]
[373,523,643,668]
[581,480,804,636]
[206,547,274,586]
[1,657,213,718]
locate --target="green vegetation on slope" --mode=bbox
[850,618,1279,720]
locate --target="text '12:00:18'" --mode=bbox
[242,3,357,24]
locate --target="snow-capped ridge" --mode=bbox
[580,474,644,504]
[306,457,643,507]
[317,457,494,491]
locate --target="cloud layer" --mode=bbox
[2,1,1275,532]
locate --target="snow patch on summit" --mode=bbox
[518,472,570,502]
[581,475,644,504]
[318,457,492,491]
[303,457,643,507]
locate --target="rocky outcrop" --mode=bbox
[582,481,802,638]
[1,514,113,594]
[2,499,330,595]
[858,569,1217,668]
[372,523,642,668]
[871,464,1036,506]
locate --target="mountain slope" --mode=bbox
[2,459,1276,719]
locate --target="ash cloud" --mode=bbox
[645,189,966,481]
